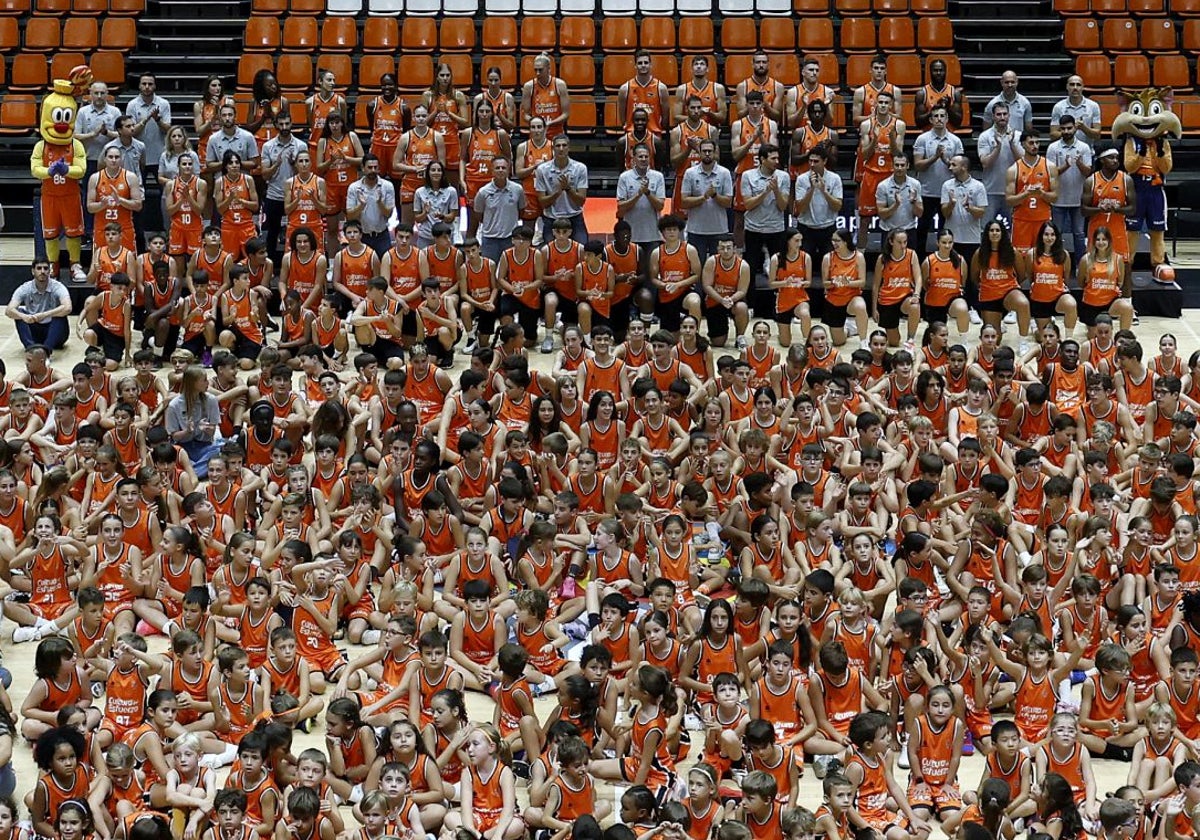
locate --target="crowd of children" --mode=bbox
[8,254,1200,840]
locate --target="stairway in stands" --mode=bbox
[950,0,1075,117]
[131,0,245,100]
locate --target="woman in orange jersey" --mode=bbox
[284,151,327,254]
[921,229,970,335]
[1022,220,1079,334]
[315,113,362,255]
[514,118,553,225]
[367,74,407,181]
[165,154,208,278]
[79,513,144,638]
[1078,226,1133,334]
[474,66,518,134]
[247,68,287,153]
[820,228,869,347]
[423,64,470,187]
[905,684,965,828]
[768,229,812,349]
[394,105,445,226]
[442,723,524,839]
[194,75,233,169]
[872,229,922,348]
[970,219,1030,337]
[214,152,260,260]
[460,101,512,232]
[306,68,346,159]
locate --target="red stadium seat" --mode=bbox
[1114,54,1151,87]
[237,53,273,87]
[794,0,829,12]
[289,0,323,14]
[678,18,712,51]
[33,0,68,14]
[282,17,319,52]
[1101,18,1138,51]
[362,18,398,52]
[1063,18,1101,52]
[798,19,835,51]
[874,0,906,13]
[1075,53,1113,89]
[559,17,596,51]
[519,16,555,53]
[107,0,142,12]
[0,17,17,49]
[601,17,637,52]
[723,53,751,87]
[1175,0,1200,14]
[602,99,621,136]
[651,52,679,85]
[439,18,475,51]
[401,17,437,52]
[50,51,84,80]
[910,0,945,11]
[1129,0,1166,12]
[72,0,105,14]
[845,53,873,88]
[250,0,286,14]
[1153,54,1192,90]
[769,54,800,86]
[481,18,517,53]
[640,17,676,52]
[0,0,30,14]
[835,0,870,13]
[878,17,915,51]
[1140,17,1177,51]
[319,16,356,51]
[1184,19,1200,49]
[602,54,635,91]
[566,94,596,136]
[917,16,953,51]
[840,18,876,52]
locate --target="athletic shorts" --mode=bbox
[92,323,126,362]
[1011,216,1047,250]
[1131,177,1168,232]
[42,195,86,240]
[1030,294,1070,320]
[229,327,262,361]
[858,169,888,217]
[876,301,907,330]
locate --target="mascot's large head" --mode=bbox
[1111,87,1182,142]
[39,65,93,145]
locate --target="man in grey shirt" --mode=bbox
[1050,75,1103,147]
[982,71,1034,134]
[1047,115,1094,264]
[260,113,304,265]
[474,157,526,263]
[679,138,733,268]
[75,82,122,238]
[345,154,397,257]
[206,104,259,175]
[976,102,1022,225]
[535,135,589,244]
[792,145,843,268]
[876,155,923,237]
[740,142,789,310]
[6,258,72,350]
[912,105,963,255]
[615,143,666,260]
[126,73,171,231]
[939,155,988,262]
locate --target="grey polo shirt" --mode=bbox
[681,163,733,236]
[126,95,172,166]
[1050,97,1102,147]
[158,150,201,183]
[983,92,1034,133]
[473,179,526,240]
[413,186,460,243]
[11,278,70,316]
[876,175,922,232]
[345,177,396,235]
[940,176,988,244]
[976,127,1022,196]
[101,138,146,175]
[261,134,304,202]
[793,170,842,229]
[1046,139,1093,207]
[206,128,259,169]
[75,104,122,161]
[912,130,963,199]
[534,158,589,219]
[615,167,666,244]
[741,167,790,234]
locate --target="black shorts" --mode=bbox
[91,323,126,362]
[471,307,498,337]
[921,298,963,324]
[369,335,405,362]
[1030,295,1069,320]
[876,301,906,330]
[499,294,540,342]
[132,305,147,333]
[823,301,849,326]
[230,328,262,361]
[704,305,733,339]
[400,310,420,339]
[1079,299,1118,327]
[774,298,809,324]
[977,296,1007,314]
[180,334,207,356]
[655,296,685,333]
[553,294,579,325]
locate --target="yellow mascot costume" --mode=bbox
[1111,87,1182,283]
[30,66,92,281]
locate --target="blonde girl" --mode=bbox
[443,723,524,840]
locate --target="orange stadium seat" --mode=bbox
[362,18,398,52]
[887,54,922,87]
[1184,19,1200,48]
[277,54,313,90]
[24,17,59,50]
[678,19,713,52]
[798,19,835,52]
[641,17,676,51]
[1141,18,1177,50]
[1115,54,1151,87]
[62,17,98,49]
[282,17,319,51]
[1175,0,1200,14]
[237,53,273,87]
[721,18,758,52]
[723,53,751,87]
[806,52,840,85]
[760,19,795,51]
[925,52,961,84]
[845,53,873,87]
[559,17,596,51]
[879,17,915,51]
[1102,18,1138,51]
[401,17,437,51]
[840,18,876,52]
[0,94,36,134]
[481,18,517,52]
[357,54,394,88]
[0,0,30,14]
[1129,0,1166,12]
[1177,98,1200,135]
[769,54,800,86]
[316,53,352,84]
[395,54,433,90]
[439,53,472,85]
[251,0,286,13]
[289,0,323,13]
[0,17,16,49]
[320,17,357,51]
[244,16,279,51]
[558,54,595,90]
[910,0,944,11]
[1054,0,1089,13]
[520,16,555,52]
[1063,18,1101,52]
[601,18,638,52]
[917,16,953,51]
[602,54,635,91]
[1075,53,1113,88]
[50,51,84,78]
[602,99,621,135]
[288,100,306,126]
[874,0,907,12]
[33,0,68,13]
[1092,0,1127,12]
[1153,54,1191,89]
[439,17,474,51]
[107,0,142,10]
[479,54,514,87]
[566,94,596,135]
[72,0,105,13]
[9,53,46,88]
[835,0,870,12]
[794,0,828,13]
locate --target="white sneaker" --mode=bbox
[540,335,554,354]
[969,308,983,325]
[71,263,87,282]
[12,625,38,643]
[735,336,748,350]
[683,713,704,731]
[896,736,911,769]
[846,320,859,337]
[1003,310,1018,324]
[361,629,382,645]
